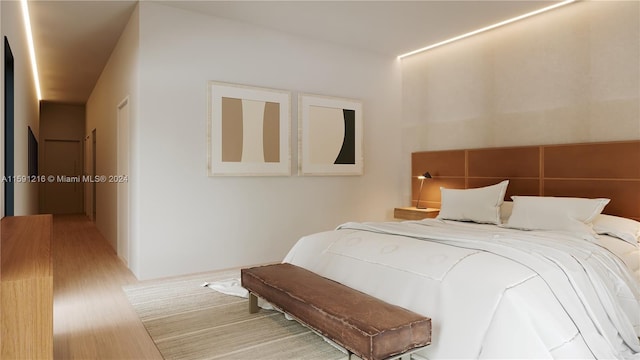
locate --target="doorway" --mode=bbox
[4,37,14,216]
[42,140,83,214]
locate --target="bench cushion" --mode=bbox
[241,263,431,360]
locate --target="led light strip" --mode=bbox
[398,0,576,59]
[21,0,42,100]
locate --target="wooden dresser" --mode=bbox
[1,214,53,359]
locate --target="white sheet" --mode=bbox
[594,234,640,283]
[283,219,640,359]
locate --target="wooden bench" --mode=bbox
[241,263,431,360]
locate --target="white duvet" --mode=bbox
[283,219,640,359]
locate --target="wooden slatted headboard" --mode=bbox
[411,140,640,221]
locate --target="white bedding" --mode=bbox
[283,219,640,359]
[595,235,640,283]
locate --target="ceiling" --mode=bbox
[27,0,561,104]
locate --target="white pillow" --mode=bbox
[505,196,610,240]
[437,180,509,224]
[592,214,640,245]
[500,201,513,222]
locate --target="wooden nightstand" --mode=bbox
[393,207,440,220]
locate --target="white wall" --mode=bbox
[401,0,639,158]
[1,1,40,217]
[132,2,403,279]
[86,5,139,250]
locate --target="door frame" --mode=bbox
[83,129,97,221]
[117,97,130,265]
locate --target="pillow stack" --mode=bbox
[504,196,610,241]
[592,214,640,245]
[434,180,635,243]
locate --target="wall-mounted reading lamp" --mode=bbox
[416,172,431,209]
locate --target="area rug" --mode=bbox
[123,268,348,360]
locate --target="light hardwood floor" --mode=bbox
[53,215,162,359]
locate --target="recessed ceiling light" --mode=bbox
[398,0,576,59]
[21,0,42,101]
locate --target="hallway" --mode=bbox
[52,215,161,359]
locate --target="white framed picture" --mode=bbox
[207,81,291,176]
[298,94,363,176]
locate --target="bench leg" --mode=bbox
[248,293,259,314]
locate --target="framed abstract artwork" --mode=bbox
[208,81,291,176]
[298,94,363,176]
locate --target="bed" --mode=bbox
[283,141,640,359]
